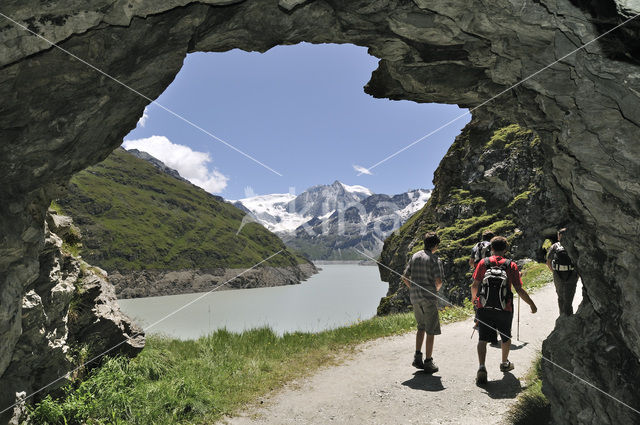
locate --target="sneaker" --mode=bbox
[489,341,501,348]
[500,361,515,372]
[423,358,439,374]
[412,352,424,369]
[476,366,487,385]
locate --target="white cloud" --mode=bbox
[122,135,229,193]
[353,164,372,175]
[137,108,149,127]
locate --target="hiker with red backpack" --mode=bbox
[471,236,537,385]
[546,228,579,316]
[469,230,499,346]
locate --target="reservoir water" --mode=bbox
[117,264,389,339]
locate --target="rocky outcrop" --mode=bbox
[0,212,143,423]
[111,263,317,298]
[377,116,562,313]
[1,1,640,423]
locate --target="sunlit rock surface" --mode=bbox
[1,1,640,423]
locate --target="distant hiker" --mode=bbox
[469,230,495,269]
[470,230,499,346]
[546,228,579,316]
[471,236,537,385]
[402,232,444,374]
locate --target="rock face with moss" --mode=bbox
[0,211,144,423]
[378,116,565,314]
[55,148,316,298]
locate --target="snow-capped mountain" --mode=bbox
[234,181,431,260]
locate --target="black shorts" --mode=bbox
[477,308,513,343]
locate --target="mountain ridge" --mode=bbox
[235,181,431,260]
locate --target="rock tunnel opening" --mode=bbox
[2,1,640,424]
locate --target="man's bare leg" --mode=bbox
[477,341,488,366]
[425,334,435,359]
[416,329,425,352]
[501,339,510,363]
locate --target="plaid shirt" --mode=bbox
[403,250,443,303]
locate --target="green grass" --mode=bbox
[55,148,308,272]
[28,295,485,425]
[440,298,475,322]
[28,314,415,425]
[506,355,550,425]
[520,262,553,292]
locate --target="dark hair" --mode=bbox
[424,232,440,251]
[482,230,495,242]
[490,236,508,253]
[557,228,567,236]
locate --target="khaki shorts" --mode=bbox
[412,299,441,335]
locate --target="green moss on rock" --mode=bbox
[378,120,550,312]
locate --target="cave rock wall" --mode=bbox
[1,0,640,423]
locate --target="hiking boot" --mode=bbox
[500,361,515,372]
[412,352,424,369]
[476,366,487,385]
[423,358,439,374]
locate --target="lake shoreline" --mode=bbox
[112,263,318,299]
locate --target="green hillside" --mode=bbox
[55,148,308,272]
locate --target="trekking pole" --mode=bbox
[517,294,521,341]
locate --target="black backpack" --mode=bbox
[473,241,492,264]
[478,258,512,310]
[552,244,574,270]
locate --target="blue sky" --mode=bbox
[123,43,470,199]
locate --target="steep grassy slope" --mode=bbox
[378,116,565,314]
[56,148,308,272]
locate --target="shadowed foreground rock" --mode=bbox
[1,1,640,423]
[0,212,144,423]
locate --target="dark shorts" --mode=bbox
[412,299,441,335]
[477,308,512,343]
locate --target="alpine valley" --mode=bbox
[233,181,431,261]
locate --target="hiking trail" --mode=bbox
[222,281,581,425]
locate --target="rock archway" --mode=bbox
[1,1,640,423]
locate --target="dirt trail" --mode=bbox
[223,282,581,425]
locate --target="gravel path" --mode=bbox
[222,282,581,425]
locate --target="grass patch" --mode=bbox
[506,354,550,425]
[440,298,474,323]
[28,313,417,424]
[520,262,553,292]
[28,297,481,425]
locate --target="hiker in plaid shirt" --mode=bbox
[402,232,443,374]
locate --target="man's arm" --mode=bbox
[402,275,411,289]
[471,279,480,302]
[546,244,555,271]
[469,257,475,269]
[515,286,537,313]
[435,277,443,292]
